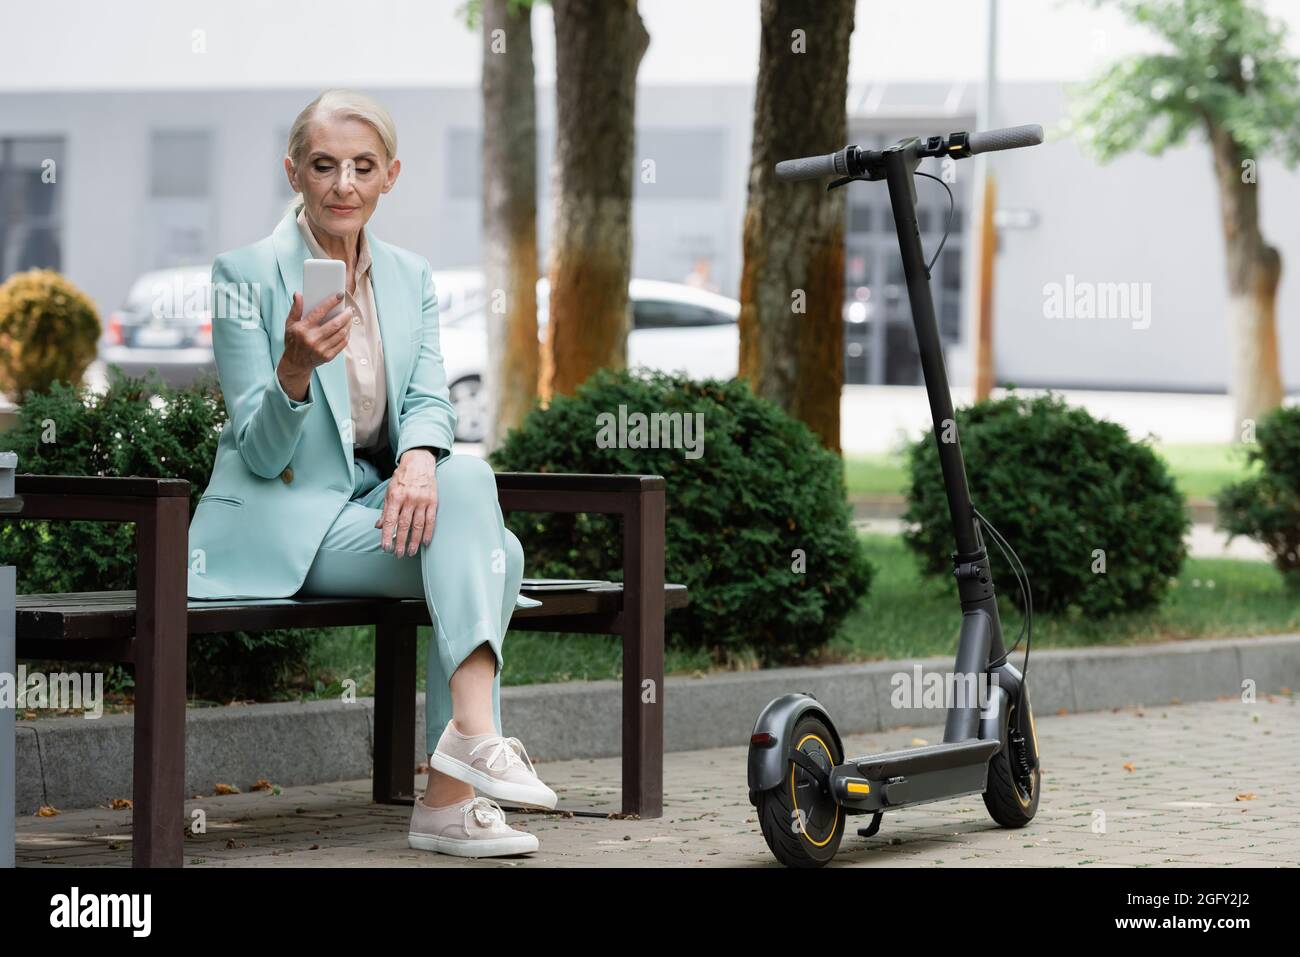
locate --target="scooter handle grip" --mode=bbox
[774,151,847,182]
[967,124,1044,155]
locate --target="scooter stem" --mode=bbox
[881,139,1009,674]
[882,140,982,556]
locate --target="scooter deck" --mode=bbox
[850,737,999,780]
[829,738,1000,812]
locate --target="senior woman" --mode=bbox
[187,89,553,858]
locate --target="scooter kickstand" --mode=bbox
[857,812,884,838]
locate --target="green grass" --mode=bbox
[296,533,1298,695]
[300,621,720,701]
[824,534,1300,664]
[842,451,909,498]
[1157,443,1255,500]
[842,443,1255,502]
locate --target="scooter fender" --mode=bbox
[978,683,1011,748]
[747,692,843,804]
[983,661,1040,771]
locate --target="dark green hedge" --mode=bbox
[902,393,1188,616]
[490,368,873,664]
[1217,405,1300,590]
[0,367,317,701]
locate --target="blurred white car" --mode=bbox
[97,265,740,446]
[99,265,216,387]
[435,272,740,443]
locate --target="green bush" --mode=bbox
[1216,405,1300,590]
[0,366,318,701]
[489,368,873,665]
[0,269,100,399]
[902,393,1188,617]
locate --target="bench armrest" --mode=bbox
[12,475,191,522]
[494,470,668,636]
[6,474,190,598]
[494,472,663,515]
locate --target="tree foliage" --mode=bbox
[1069,0,1300,164]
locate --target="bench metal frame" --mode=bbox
[8,472,678,867]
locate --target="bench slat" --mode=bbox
[15,584,689,641]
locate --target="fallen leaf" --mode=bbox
[214,783,240,795]
[1235,792,1257,802]
[1122,763,1136,772]
[36,805,59,817]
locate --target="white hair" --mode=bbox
[279,88,399,221]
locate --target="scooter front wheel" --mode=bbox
[756,713,845,867]
[984,698,1041,827]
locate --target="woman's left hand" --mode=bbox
[376,448,438,555]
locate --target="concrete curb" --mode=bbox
[14,633,1298,815]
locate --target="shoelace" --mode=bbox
[469,734,537,775]
[463,796,507,831]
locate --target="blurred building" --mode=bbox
[1,0,1298,394]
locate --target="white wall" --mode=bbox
[975,83,1300,393]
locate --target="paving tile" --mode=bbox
[14,697,1298,868]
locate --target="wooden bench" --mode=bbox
[8,472,686,867]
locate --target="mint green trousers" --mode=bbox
[296,453,523,747]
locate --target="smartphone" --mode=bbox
[302,258,346,325]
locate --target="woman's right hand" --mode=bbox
[277,291,354,401]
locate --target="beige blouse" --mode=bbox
[296,206,388,454]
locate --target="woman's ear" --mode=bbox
[382,157,401,194]
[284,155,299,194]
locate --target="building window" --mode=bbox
[634,128,725,200]
[446,128,481,200]
[148,129,214,269]
[0,136,65,279]
[447,126,557,205]
[150,130,211,199]
[841,126,969,386]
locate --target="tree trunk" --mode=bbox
[545,0,649,399]
[481,0,539,450]
[972,173,997,402]
[738,0,854,452]
[1207,118,1284,438]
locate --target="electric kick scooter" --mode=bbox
[748,124,1045,867]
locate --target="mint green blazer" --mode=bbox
[186,208,457,599]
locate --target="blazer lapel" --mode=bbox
[271,208,352,476]
[366,233,417,455]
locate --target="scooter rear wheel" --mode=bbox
[756,714,845,867]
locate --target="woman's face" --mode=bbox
[286,114,400,239]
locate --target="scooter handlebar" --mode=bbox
[967,123,1044,155]
[773,123,1043,182]
[773,150,846,182]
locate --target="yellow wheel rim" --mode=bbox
[790,732,840,847]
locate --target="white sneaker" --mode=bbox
[430,722,558,810]
[408,795,539,858]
